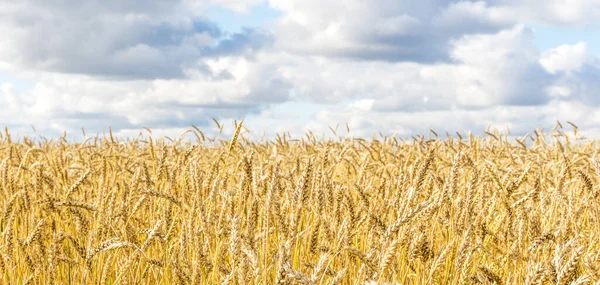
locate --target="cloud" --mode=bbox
[433,1,513,34]
[545,65,600,105]
[0,0,273,79]
[449,25,552,106]
[540,42,588,74]
[536,42,600,106]
[2,0,600,140]
[268,0,600,62]
[271,25,551,110]
[0,0,290,137]
[488,0,600,26]
[269,0,517,63]
[243,20,600,139]
[0,50,293,137]
[245,97,600,140]
[202,0,266,13]
[206,28,274,57]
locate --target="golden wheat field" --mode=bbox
[1,123,600,285]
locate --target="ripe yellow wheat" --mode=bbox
[0,124,599,284]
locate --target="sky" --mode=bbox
[1,0,600,140]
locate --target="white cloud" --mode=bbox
[209,0,265,13]
[2,0,600,139]
[450,25,551,106]
[540,42,588,74]
[546,85,572,98]
[492,0,600,26]
[269,0,523,63]
[272,25,550,111]
[349,99,375,112]
[0,50,292,137]
[538,43,600,104]
[0,0,273,79]
[184,0,265,14]
[433,1,513,32]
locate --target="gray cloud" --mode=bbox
[540,43,600,106]
[550,64,600,106]
[2,0,600,140]
[272,26,554,110]
[207,28,274,57]
[270,0,515,63]
[0,0,274,79]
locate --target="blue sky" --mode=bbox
[204,3,282,34]
[1,0,600,139]
[0,73,29,91]
[533,25,600,56]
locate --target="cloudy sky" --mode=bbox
[1,0,600,139]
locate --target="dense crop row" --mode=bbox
[0,124,599,284]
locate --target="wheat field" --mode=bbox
[1,123,599,285]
